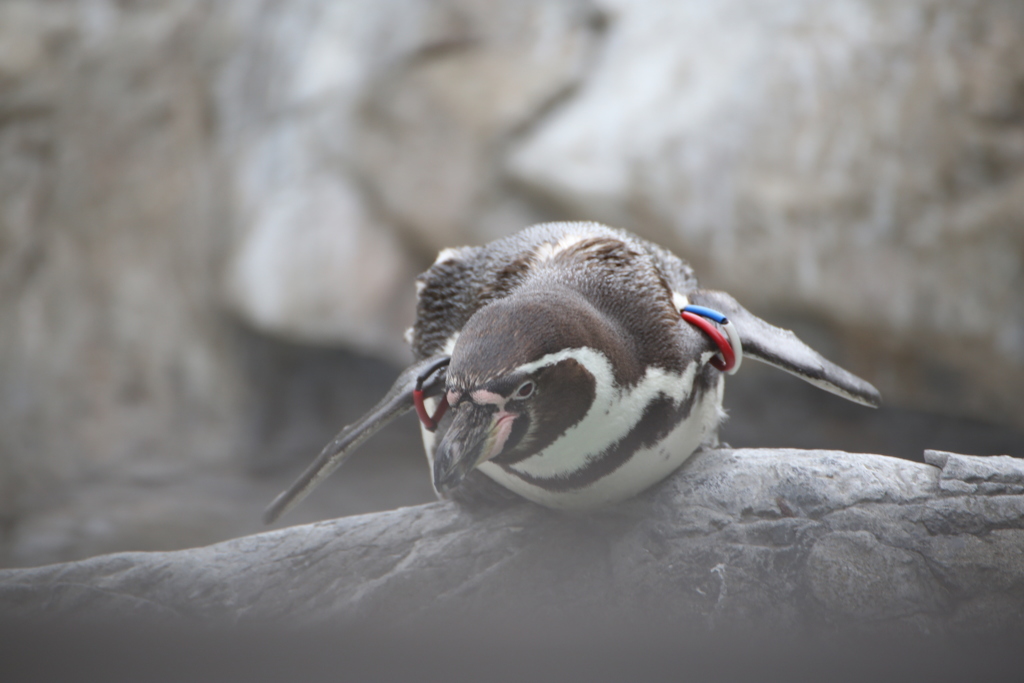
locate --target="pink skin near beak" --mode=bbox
[470,389,517,462]
[433,386,524,495]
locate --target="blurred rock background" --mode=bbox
[0,0,1021,568]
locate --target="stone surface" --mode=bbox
[216,0,420,359]
[3,0,1024,583]
[0,0,245,530]
[3,448,1023,636]
[0,337,437,569]
[217,0,600,357]
[0,0,601,567]
[508,0,1024,425]
[926,448,1024,495]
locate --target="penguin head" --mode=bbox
[432,288,609,496]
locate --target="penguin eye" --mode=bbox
[514,381,535,399]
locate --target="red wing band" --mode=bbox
[413,357,451,431]
[681,308,740,374]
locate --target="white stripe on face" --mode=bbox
[509,351,705,481]
[477,372,723,509]
[470,389,507,409]
[468,347,717,485]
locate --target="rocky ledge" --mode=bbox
[2,448,1023,637]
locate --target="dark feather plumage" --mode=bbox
[264,222,880,523]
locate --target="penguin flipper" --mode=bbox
[689,290,881,408]
[262,353,450,524]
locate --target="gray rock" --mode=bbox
[3,448,1022,636]
[217,0,600,357]
[925,448,1024,495]
[0,0,248,530]
[3,0,1023,619]
[508,0,1024,426]
[216,0,423,359]
[351,0,600,252]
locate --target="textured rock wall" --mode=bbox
[0,0,244,526]
[217,0,599,357]
[1,0,1022,567]
[508,0,1024,424]
[221,0,1024,421]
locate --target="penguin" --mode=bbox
[264,222,880,523]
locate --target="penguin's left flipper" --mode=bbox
[690,289,881,408]
[262,353,450,525]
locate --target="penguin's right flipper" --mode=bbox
[689,289,881,408]
[262,353,450,525]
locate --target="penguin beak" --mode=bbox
[433,402,516,496]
